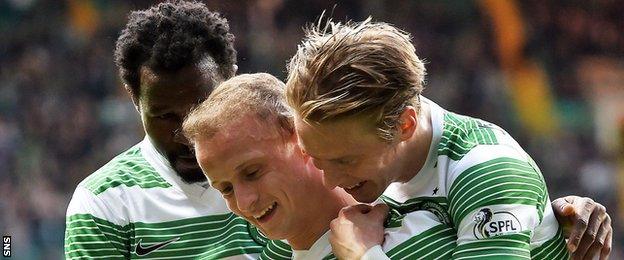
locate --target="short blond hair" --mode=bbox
[286,18,426,141]
[183,73,294,143]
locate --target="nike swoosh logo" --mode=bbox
[135,237,180,256]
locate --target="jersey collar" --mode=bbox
[291,231,332,260]
[140,137,211,198]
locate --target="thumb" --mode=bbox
[553,198,575,217]
[369,204,390,221]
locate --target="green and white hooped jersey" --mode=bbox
[293,210,456,260]
[260,209,456,260]
[381,97,568,259]
[64,138,264,259]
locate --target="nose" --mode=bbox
[173,128,191,146]
[322,170,343,190]
[311,158,327,171]
[234,184,259,214]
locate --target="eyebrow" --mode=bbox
[146,104,171,115]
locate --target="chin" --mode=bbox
[356,190,383,203]
[257,226,288,241]
[173,161,207,184]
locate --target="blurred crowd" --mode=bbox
[0,0,621,258]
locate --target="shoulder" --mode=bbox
[78,144,171,196]
[437,112,505,161]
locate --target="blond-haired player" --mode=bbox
[286,18,611,259]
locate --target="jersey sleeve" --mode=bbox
[382,210,457,259]
[446,145,552,259]
[64,186,130,259]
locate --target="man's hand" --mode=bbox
[552,196,612,260]
[329,204,389,260]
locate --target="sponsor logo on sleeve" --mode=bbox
[473,208,522,239]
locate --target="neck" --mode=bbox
[397,102,433,183]
[287,186,356,250]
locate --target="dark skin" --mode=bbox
[134,59,222,183]
[553,196,612,260]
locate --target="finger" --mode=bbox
[571,206,603,259]
[567,198,595,252]
[572,217,596,259]
[369,204,390,221]
[329,218,341,231]
[582,217,609,260]
[339,204,372,217]
[599,230,612,260]
[552,197,576,217]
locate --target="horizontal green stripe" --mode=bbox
[448,158,547,224]
[82,145,171,194]
[260,240,292,260]
[132,212,238,229]
[135,239,262,259]
[453,231,531,259]
[387,225,457,259]
[438,112,499,160]
[531,228,569,260]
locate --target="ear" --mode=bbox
[124,84,141,112]
[294,134,312,162]
[397,106,417,141]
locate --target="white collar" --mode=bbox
[291,231,332,260]
[139,137,211,198]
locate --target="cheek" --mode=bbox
[144,119,177,141]
[224,197,241,214]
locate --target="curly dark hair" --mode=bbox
[114,0,236,100]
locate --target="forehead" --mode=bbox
[197,115,285,168]
[294,115,380,158]
[139,61,221,109]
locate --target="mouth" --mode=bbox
[253,202,277,223]
[343,181,366,192]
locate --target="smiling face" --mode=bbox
[295,115,404,203]
[195,114,327,240]
[138,63,220,183]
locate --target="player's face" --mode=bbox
[295,115,400,203]
[195,115,325,240]
[138,64,218,183]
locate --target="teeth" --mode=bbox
[345,182,363,190]
[254,202,276,219]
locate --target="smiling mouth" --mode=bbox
[343,181,365,191]
[253,202,277,222]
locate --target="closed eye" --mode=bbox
[219,184,233,196]
[244,168,262,180]
[331,157,355,165]
[155,113,179,120]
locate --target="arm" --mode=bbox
[552,196,612,260]
[447,147,568,259]
[64,187,130,259]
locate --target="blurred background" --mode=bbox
[0,0,622,258]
